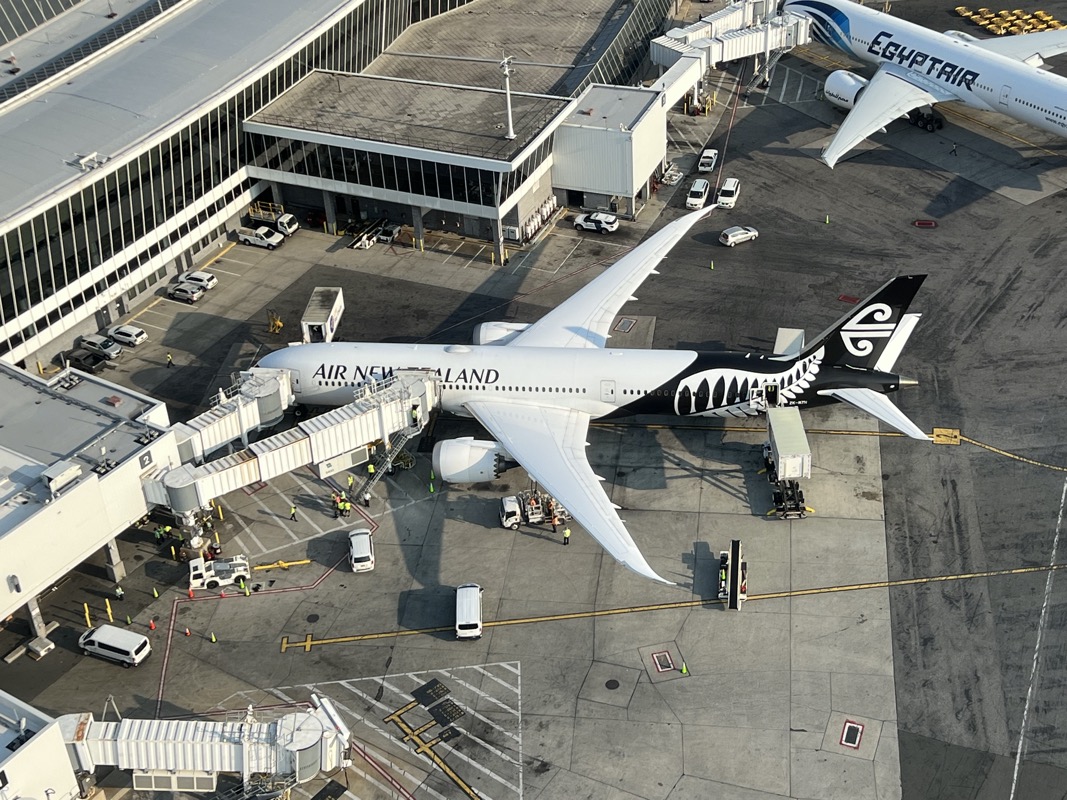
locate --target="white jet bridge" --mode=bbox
[59,695,351,794]
[144,369,440,514]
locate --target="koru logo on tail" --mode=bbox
[841,303,896,357]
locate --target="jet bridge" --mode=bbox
[145,370,439,513]
[58,695,351,793]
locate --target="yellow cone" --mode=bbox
[152,587,159,598]
[210,632,217,643]
[680,661,689,675]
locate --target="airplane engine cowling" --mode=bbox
[473,322,531,346]
[823,70,868,110]
[432,438,513,483]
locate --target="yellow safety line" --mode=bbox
[281,563,1067,653]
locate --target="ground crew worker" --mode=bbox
[289,504,297,521]
[563,528,571,546]
[552,515,559,534]
[347,474,354,491]
[367,463,376,476]
[340,490,347,502]
[166,352,173,368]
[115,584,125,600]
[363,491,371,508]
[410,404,419,428]
[333,496,341,518]
[345,499,353,517]
[153,526,164,544]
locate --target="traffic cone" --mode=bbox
[825,214,830,224]
[125,614,132,625]
[429,481,435,494]
[149,619,156,631]
[210,632,217,643]
[244,584,250,597]
[430,469,435,481]
[219,588,227,598]
[680,661,689,675]
[184,627,191,637]
[188,588,194,598]
[152,587,159,598]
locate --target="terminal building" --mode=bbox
[0,0,680,369]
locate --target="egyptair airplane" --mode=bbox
[256,207,929,584]
[783,0,1067,167]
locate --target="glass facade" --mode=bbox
[248,133,555,210]
[0,0,410,360]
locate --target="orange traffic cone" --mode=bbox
[184,627,191,637]
[188,588,194,598]
[219,589,227,598]
[149,619,156,631]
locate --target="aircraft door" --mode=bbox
[600,380,616,404]
[999,84,1011,107]
[289,369,302,394]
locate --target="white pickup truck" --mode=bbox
[189,555,250,590]
[236,226,284,250]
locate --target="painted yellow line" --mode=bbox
[128,297,164,322]
[959,436,1067,473]
[280,563,1067,653]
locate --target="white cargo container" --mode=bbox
[766,406,811,480]
[301,287,345,344]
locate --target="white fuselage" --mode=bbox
[257,341,822,420]
[787,0,1067,135]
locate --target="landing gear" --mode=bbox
[908,110,944,132]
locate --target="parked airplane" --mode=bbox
[783,0,1067,167]
[256,207,929,584]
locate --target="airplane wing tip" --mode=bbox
[622,558,676,586]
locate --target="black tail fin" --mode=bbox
[802,275,927,369]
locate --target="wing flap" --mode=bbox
[822,65,941,168]
[465,399,674,584]
[508,206,715,349]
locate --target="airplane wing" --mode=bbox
[972,29,1067,64]
[822,64,948,168]
[508,205,716,349]
[464,398,674,584]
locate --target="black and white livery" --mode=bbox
[257,207,929,584]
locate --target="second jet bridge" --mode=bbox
[149,370,439,513]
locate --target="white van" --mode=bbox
[686,179,711,210]
[455,583,484,640]
[348,528,375,572]
[78,624,152,667]
[716,178,740,209]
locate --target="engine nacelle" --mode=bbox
[473,322,531,346]
[823,70,868,110]
[432,437,514,483]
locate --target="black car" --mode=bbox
[67,348,107,374]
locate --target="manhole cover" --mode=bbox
[306,614,320,623]
[605,679,620,690]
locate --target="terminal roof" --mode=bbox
[249,72,571,162]
[562,85,659,130]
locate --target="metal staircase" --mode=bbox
[210,773,297,800]
[352,412,427,503]
[744,46,788,95]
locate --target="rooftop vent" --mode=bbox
[73,152,111,171]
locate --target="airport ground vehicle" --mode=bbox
[716,178,740,209]
[697,148,719,172]
[455,583,484,639]
[499,490,570,529]
[167,282,206,303]
[344,217,387,249]
[236,226,284,249]
[301,287,345,344]
[348,529,375,572]
[181,270,218,290]
[248,201,300,236]
[686,179,711,210]
[376,222,402,243]
[188,555,250,590]
[79,625,151,667]
[108,324,148,347]
[573,212,619,233]
[718,225,759,246]
[67,348,107,374]
[80,333,122,359]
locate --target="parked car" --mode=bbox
[686,179,711,210]
[167,282,206,303]
[718,225,759,246]
[697,148,719,172]
[573,212,620,234]
[348,529,376,572]
[181,270,218,290]
[716,178,741,209]
[67,348,107,374]
[80,333,123,360]
[108,324,148,347]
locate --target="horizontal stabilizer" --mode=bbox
[873,313,921,373]
[819,387,929,440]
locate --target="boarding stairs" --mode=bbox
[744,46,789,95]
[210,773,297,800]
[352,405,428,503]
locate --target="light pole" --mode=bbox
[499,55,516,140]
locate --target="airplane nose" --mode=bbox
[898,376,919,388]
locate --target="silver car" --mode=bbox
[181,270,218,290]
[80,333,123,359]
[167,282,206,303]
[718,226,759,246]
[108,324,148,347]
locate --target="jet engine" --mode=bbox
[473,322,531,346]
[432,437,515,483]
[823,70,868,110]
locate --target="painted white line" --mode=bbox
[473,664,520,695]
[289,473,330,535]
[135,321,168,332]
[1010,475,1067,800]
[428,670,521,722]
[217,257,258,267]
[247,490,301,542]
[463,245,487,269]
[232,515,268,556]
[207,265,245,276]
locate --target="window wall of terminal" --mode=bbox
[247,133,553,210]
[0,0,411,361]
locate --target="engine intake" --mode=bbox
[823,70,868,110]
[432,438,515,484]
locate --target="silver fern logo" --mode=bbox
[675,350,824,416]
[841,303,895,357]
